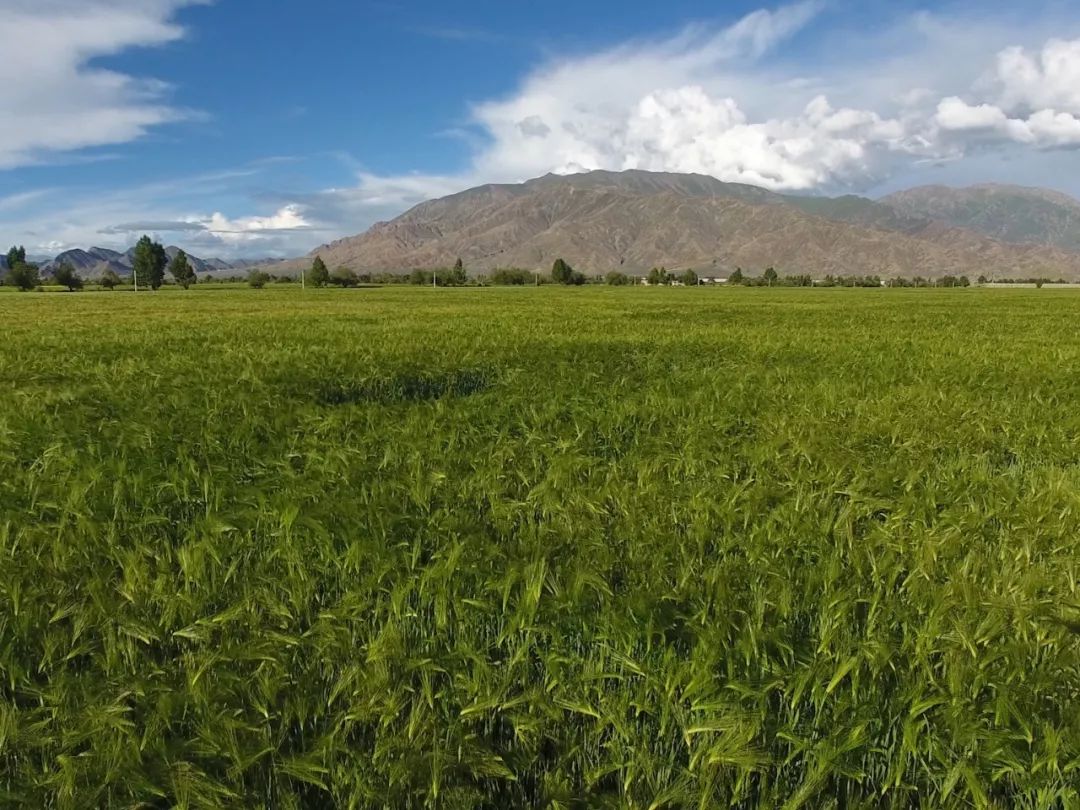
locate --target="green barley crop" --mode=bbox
[1,286,1079,808]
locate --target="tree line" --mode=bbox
[4,242,1073,291]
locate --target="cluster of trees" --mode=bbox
[728,267,779,286]
[646,267,700,286]
[488,268,537,286]
[982,275,1066,287]
[129,236,197,290]
[409,259,469,287]
[2,237,202,292]
[806,273,883,288]
[299,257,368,288]
[4,246,41,291]
[883,275,970,288]
[551,258,587,285]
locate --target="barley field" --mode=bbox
[2,287,1079,808]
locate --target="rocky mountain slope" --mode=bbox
[880,184,1080,253]
[301,170,1080,279]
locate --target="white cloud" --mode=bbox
[0,0,202,168]
[0,166,319,260]
[322,5,1080,231]
[202,206,313,239]
[936,99,1080,150]
[929,33,1080,149]
[994,39,1080,114]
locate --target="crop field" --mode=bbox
[3,286,1080,808]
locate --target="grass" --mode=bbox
[1,286,1079,808]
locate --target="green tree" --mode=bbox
[168,250,197,289]
[605,271,631,286]
[100,269,122,290]
[729,268,744,285]
[445,263,468,286]
[976,274,988,285]
[132,236,167,290]
[5,245,26,269]
[7,262,39,291]
[647,267,669,286]
[331,267,360,287]
[53,262,83,291]
[490,268,534,286]
[310,256,330,288]
[763,267,778,286]
[551,258,574,284]
[247,270,270,288]
[680,269,698,286]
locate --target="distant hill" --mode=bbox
[32,247,285,279]
[881,184,1080,253]
[298,170,1080,279]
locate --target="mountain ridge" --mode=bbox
[297,171,1080,279]
[4,246,286,278]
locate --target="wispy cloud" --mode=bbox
[407,25,506,43]
[0,0,207,169]
[307,0,1080,238]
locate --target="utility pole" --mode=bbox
[133,268,138,293]
[433,269,436,289]
[301,268,305,290]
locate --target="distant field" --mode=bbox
[2,287,1079,807]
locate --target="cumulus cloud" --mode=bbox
[994,39,1080,114]
[935,97,1080,148]
[332,4,1080,221]
[931,36,1080,150]
[0,0,202,168]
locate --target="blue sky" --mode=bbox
[3,0,1080,258]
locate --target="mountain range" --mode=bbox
[0,246,281,277]
[297,171,1080,280]
[14,172,1080,281]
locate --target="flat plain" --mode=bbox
[2,287,1079,808]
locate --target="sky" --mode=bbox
[3,0,1080,259]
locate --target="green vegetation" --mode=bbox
[309,256,331,288]
[489,267,537,286]
[2,287,1080,807]
[52,262,84,292]
[132,235,167,291]
[5,245,26,269]
[5,260,40,291]
[409,264,469,287]
[551,257,585,285]
[330,267,360,287]
[247,270,271,288]
[647,266,670,285]
[99,268,122,290]
[169,250,197,290]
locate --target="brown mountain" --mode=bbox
[881,184,1080,253]
[304,170,1080,279]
